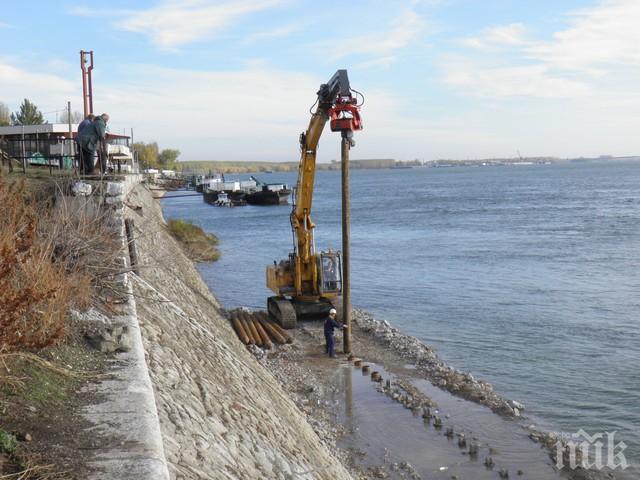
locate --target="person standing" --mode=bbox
[324,308,345,357]
[78,113,109,175]
[77,113,95,135]
[76,114,94,172]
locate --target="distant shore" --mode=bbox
[177,156,640,174]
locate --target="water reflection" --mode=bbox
[331,362,567,479]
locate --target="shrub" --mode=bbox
[0,429,17,454]
[0,177,106,350]
[167,219,220,262]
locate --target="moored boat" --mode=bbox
[246,176,291,205]
[245,185,291,205]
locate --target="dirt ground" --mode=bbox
[0,321,109,479]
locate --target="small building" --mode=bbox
[0,123,137,172]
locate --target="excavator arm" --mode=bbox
[291,70,362,270]
[266,69,362,326]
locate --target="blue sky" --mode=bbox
[1,0,639,161]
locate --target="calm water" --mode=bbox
[162,161,640,472]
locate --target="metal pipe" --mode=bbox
[242,312,263,347]
[80,51,94,118]
[341,135,351,354]
[252,317,272,349]
[231,312,250,345]
[238,315,255,345]
[259,318,287,345]
[124,219,139,275]
[259,311,292,343]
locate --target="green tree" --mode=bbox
[132,141,159,169]
[11,98,45,125]
[0,102,10,126]
[158,148,180,168]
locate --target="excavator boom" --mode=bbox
[266,69,362,327]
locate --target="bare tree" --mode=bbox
[59,110,84,124]
[0,102,10,126]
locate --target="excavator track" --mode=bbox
[267,297,297,329]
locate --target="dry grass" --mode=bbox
[0,462,62,480]
[0,175,121,351]
[167,218,220,262]
[0,180,77,350]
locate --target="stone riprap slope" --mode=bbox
[127,185,352,480]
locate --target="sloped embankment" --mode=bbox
[127,184,352,480]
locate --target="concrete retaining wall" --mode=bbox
[79,176,170,479]
[127,184,352,480]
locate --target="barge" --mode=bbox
[246,176,291,205]
[202,174,291,207]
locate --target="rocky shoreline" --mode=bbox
[350,309,525,418]
[349,309,621,480]
[244,307,623,480]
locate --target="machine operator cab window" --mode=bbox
[319,253,342,294]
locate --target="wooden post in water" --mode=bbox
[341,135,351,354]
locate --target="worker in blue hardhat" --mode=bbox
[324,308,346,358]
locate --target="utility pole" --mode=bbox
[21,125,26,173]
[341,135,351,354]
[67,101,72,170]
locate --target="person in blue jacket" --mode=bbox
[324,308,345,357]
[77,113,95,135]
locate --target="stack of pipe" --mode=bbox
[229,310,293,349]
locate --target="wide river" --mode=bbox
[162,161,639,473]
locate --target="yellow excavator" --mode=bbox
[266,70,363,328]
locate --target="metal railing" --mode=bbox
[1,138,78,172]
[0,138,138,175]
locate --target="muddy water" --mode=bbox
[330,361,564,479]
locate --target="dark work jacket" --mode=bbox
[78,116,107,153]
[324,317,343,336]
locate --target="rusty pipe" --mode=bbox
[238,314,256,345]
[260,318,287,344]
[259,312,293,343]
[252,317,272,349]
[241,312,263,347]
[231,312,250,345]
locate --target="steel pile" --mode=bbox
[228,310,293,349]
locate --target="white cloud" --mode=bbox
[526,0,640,71]
[441,59,592,99]
[0,61,76,112]
[98,64,326,160]
[243,24,300,43]
[444,0,640,100]
[354,56,397,70]
[328,9,424,65]
[118,0,283,48]
[0,21,11,29]
[70,0,284,48]
[462,23,528,50]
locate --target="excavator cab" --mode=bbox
[319,252,342,295]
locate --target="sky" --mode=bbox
[1,0,640,162]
